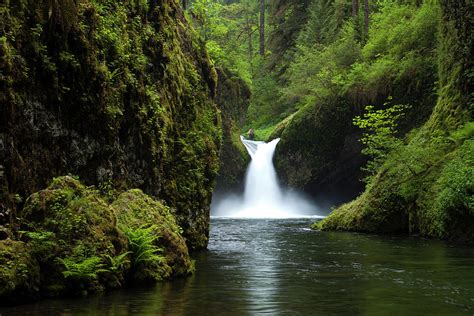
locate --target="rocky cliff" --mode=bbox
[214,67,251,194]
[0,0,221,250]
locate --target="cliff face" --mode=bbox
[0,0,221,249]
[274,95,365,205]
[317,1,474,242]
[214,67,251,193]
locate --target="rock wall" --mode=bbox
[0,0,221,249]
[214,67,251,193]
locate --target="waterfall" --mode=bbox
[240,136,283,217]
[212,136,323,218]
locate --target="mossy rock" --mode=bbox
[1,176,197,302]
[317,131,473,242]
[0,239,40,304]
[316,170,409,234]
[112,189,194,281]
[18,176,127,297]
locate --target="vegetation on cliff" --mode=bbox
[1,0,221,250]
[317,1,473,242]
[0,0,472,307]
[0,0,224,305]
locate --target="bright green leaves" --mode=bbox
[354,103,410,179]
[188,0,256,84]
[124,226,165,268]
[57,256,107,281]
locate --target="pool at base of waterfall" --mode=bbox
[2,218,474,315]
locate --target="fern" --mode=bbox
[105,252,131,272]
[57,256,108,281]
[124,226,166,267]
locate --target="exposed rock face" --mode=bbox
[274,96,366,206]
[214,67,251,193]
[0,0,221,249]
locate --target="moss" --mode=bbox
[18,176,127,297]
[0,239,40,304]
[112,189,194,280]
[318,135,473,242]
[316,171,410,234]
[425,0,473,131]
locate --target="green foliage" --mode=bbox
[98,178,117,202]
[112,189,194,277]
[57,256,108,282]
[0,240,40,301]
[449,122,474,146]
[315,1,473,242]
[354,103,410,179]
[105,252,131,273]
[20,230,58,260]
[125,226,165,268]
[435,140,474,218]
[189,0,257,83]
[123,225,171,281]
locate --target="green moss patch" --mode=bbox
[1,176,193,304]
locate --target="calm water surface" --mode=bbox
[2,218,474,315]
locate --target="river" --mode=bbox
[2,218,473,315]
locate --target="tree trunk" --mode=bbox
[245,13,253,59]
[182,0,188,10]
[259,0,265,56]
[352,0,359,17]
[363,0,369,35]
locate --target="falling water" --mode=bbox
[212,136,323,218]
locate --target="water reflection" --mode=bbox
[1,218,473,315]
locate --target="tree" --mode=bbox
[353,104,409,179]
[363,0,369,35]
[259,0,265,56]
[352,0,359,17]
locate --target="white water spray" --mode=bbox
[212,136,324,218]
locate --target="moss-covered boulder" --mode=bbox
[112,189,194,281]
[18,176,127,297]
[1,0,221,250]
[0,176,194,304]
